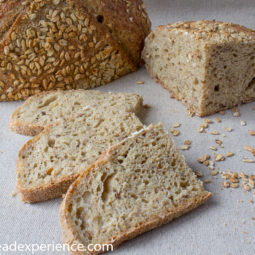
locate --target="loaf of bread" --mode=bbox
[16,91,144,202]
[60,123,212,255]
[0,0,151,101]
[142,20,255,116]
[9,89,143,136]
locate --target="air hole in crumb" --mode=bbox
[246,77,255,90]
[48,138,55,147]
[97,15,104,23]
[214,85,220,92]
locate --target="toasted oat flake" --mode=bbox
[136,80,144,85]
[172,122,181,128]
[204,179,211,184]
[240,120,247,126]
[233,112,240,117]
[204,119,213,124]
[210,146,217,151]
[215,118,221,123]
[215,154,225,161]
[223,181,230,188]
[180,145,190,150]
[249,130,255,136]
[184,140,191,145]
[219,111,225,115]
[226,152,234,157]
[242,158,255,163]
[210,169,219,176]
[244,145,255,156]
[197,154,210,163]
[231,183,239,188]
[225,127,232,132]
[243,184,251,191]
[210,131,220,135]
[215,139,223,146]
[170,129,180,136]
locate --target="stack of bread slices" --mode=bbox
[9,89,211,254]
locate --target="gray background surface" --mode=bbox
[0,0,255,254]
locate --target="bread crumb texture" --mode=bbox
[142,20,255,116]
[15,90,144,202]
[60,123,211,254]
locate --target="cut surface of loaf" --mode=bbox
[142,20,255,116]
[60,123,212,255]
[0,0,151,101]
[17,91,143,202]
[9,89,143,136]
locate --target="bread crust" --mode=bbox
[60,131,212,255]
[0,0,150,101]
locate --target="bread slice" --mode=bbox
[60,123,212,255]
[142,20,255,116]
[16,92,144,203]
[0,0,151,101]
[9,89,143,136]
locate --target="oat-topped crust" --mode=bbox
[0,0,151,101]
[161,20,255,42]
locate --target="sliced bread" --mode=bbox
[16,93,144,203]
[9,90,143,136]
[142,20,255,116]
[60,123,212,255]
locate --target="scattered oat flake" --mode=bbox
[210,146,217,151]
[231,183,239,188]
[204,119,213,124]
[210,131,220,135]
[250,200,254,204]
[136,80,144,85]
[226,152,234,157]
[170,129,180,136]
[225,127,232,132]
[204,179,211,184]
[233,112,240,117]
[215,139,223,146]
[215,118,221,123]
[240,120,247,126]
[203,160,209,166]
[184,140,191,145]
[215,154,225,161]
[219,111,225,115]
[223,181,230,188]
[243,184,251,191]
[180,145,190,150]
[201,122,208,128]
[221,134,226,138]
[242,158,255,163]
[10,190,17,197]
[249,130,255,136]
[210,170,219,176]
[244,145,255,156]
[197,154,210,163]
[172,122,181,128]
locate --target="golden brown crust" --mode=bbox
[0,0,150,101]
[60,133,212,255]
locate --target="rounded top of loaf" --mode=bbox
[159,20,255,43]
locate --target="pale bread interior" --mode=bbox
[62,123,211,252]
